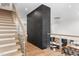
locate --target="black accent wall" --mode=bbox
[27,4,50,49]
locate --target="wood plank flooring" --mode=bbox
[26,42,64,56]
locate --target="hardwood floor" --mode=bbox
[26,42,50,56]
[25,41,64,56]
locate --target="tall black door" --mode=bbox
[27,4,50,49]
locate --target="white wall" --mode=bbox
[15,3,79,36]
[51,3,79,36]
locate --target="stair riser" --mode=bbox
[0,27,16,29]
[0,20,13,23]
[0,31,16,33]
[3,50,22,56]
[0,24,15,26]
[0,49,17,56]
[0,9,22,56]
[0,26,16,28]
[0,38,15,41]
[0,18,12,21]
[0,33,15,35]
[0,23,15,25]
[0,40,16,45]
[0,45,17,53]
[0,35,15,38]
[0,43,16,48]
[0,17,12,19]
[0,30,16,31]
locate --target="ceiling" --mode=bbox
[15,3,79,35]
[15,3,41,18]
[15,3,53,19]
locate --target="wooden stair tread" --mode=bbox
[0,45,17,53]
[0,37,15,41]
[0,43,16,48]
[0,39,16,45]
[0,31,16,33]
[0,9,21,56]
[0,23,16,26]
[0,49,17,56]
[3,50,22,56]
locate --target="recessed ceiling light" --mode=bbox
[77,11,79,15]
[68,5,72,8]
[25,8,27,11]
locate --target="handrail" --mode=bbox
[12,4,27,56]
[48,33,79,38]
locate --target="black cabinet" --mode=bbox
[27,4,50,49]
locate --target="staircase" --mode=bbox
[0,9,22,56]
